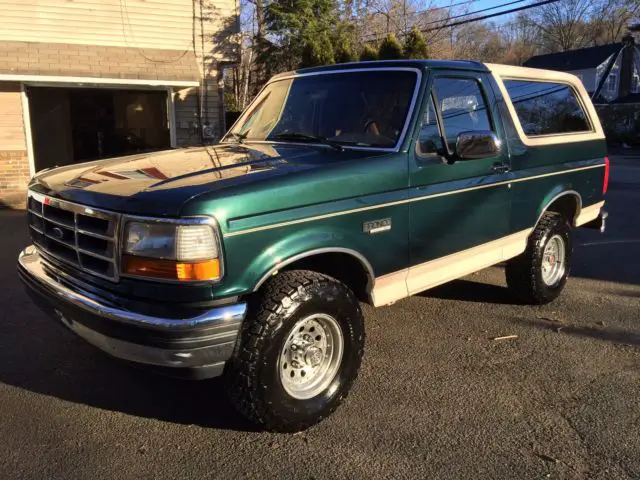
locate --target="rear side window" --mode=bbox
[503,80,591,136]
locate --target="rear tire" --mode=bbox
[223,270,365,432]
[506,212,573,305]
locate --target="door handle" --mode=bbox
[492,162,511,174]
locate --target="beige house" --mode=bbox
[0,0,239,208]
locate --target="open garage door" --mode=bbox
[27,87,171,172]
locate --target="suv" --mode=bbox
[18,60,609,432]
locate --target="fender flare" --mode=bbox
[534,189,583,227]
[252,247,376,293]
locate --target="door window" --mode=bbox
[416,77,493,155]
[434,78,492,150]
[416,94,443,155]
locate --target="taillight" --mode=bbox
[603,156,610,194]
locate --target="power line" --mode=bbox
[421,0,562,33]
[421,0,530,28]
[415,0,478,14]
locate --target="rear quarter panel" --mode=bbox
[486,64,607,233]
[508,141,607,233]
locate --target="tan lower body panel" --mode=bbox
[575,201,605,227]
[371,229,531,307]
[371,201,605,307]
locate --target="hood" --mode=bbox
[30,143,370,216]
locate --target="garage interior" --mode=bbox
[27,87,171,172]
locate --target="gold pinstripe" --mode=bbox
[223,163,605,238]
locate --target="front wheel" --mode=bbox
[224,270,365,432]
[506,212,573,304]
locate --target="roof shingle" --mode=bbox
[523,43,623,71]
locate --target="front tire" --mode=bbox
[506,212,573,304]
[224,270,365,432]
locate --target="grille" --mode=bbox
[27,191,120,281]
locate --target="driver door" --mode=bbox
[407,71,512,294]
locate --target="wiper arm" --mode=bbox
[227,131,248,143]
[272,133,344,151]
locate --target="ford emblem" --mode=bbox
[51,227,64,240]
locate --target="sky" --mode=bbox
[430,0,521,26]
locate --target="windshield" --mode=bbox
[225,70,418,149]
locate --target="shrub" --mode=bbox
[359,44,379,61]
[378,33,403,60]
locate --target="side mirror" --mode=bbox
[455,131,501,160]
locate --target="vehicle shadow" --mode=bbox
[515,317,640,348]
[0,211,258,432]
[0,310,260,432]
[418,277,521,305]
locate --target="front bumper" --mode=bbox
[17,246,246,379]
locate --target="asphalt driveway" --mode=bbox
[0,154,638,479]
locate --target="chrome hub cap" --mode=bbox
[541,234,566,286]
[279,313,344,400]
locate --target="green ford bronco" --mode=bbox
[18,60,609,432]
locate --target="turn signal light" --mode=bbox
[123,255,221,281]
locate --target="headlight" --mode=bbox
[122,220,222,282]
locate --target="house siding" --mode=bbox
[567,68,598,92]
[0,0,237,55]
[0,0,238,208]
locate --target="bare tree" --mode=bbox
[590,0,640,44]
[525,0,593,52]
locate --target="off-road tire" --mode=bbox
[223,270,365,432]
[505,212,573,305]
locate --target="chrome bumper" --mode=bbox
[581,209,608,233]
[18,246,246,379]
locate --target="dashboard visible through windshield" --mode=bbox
[224,69,419,149]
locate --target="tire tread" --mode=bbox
[506,212,571,305]
[224,270,363,432]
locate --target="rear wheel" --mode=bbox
[506,212,573,304]
[224,270,365,432]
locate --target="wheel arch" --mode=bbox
[252,247,376,303]
[535,189,583,227]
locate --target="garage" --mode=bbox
[26,86,171,172]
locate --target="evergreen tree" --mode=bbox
[359,44,379,61]
[403,27,429,59]
[378,34,403,60]
[260,0,338,71]
[301,32,336,67]
[333,22,358,63]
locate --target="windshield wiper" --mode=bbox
[272,133,344,151]
[227,131,248,144]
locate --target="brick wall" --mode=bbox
[0,151,29,208]
[0,82,29,209]
[0,41,200,82]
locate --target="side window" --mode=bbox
[434,77,492,150]
[503,80,591,136]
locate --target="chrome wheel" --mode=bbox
[279,313,344,400]
[541,234,566,286]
